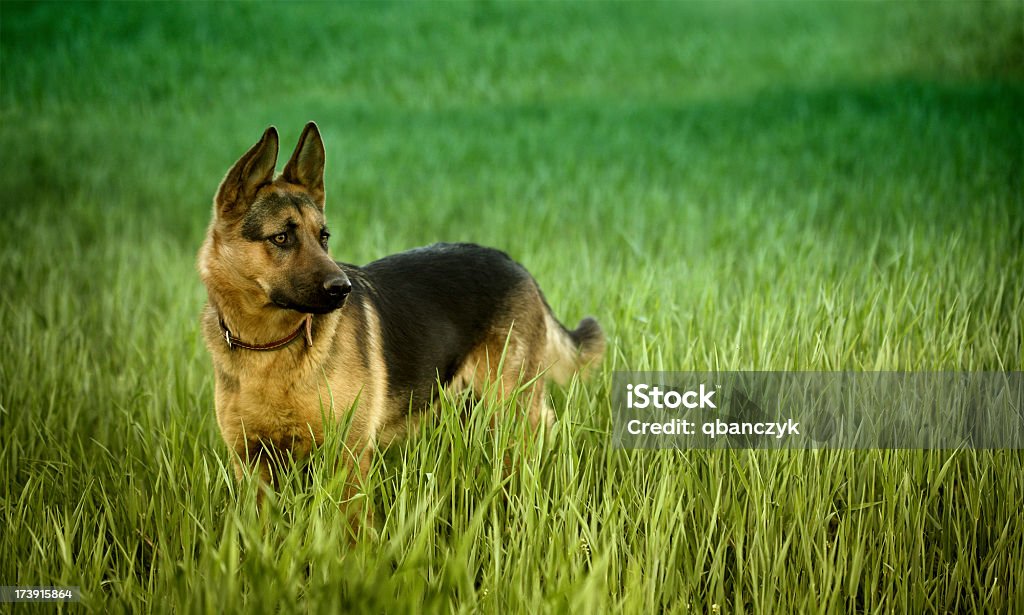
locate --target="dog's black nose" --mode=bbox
[324,275,352,298]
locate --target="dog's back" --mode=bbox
[346,241,604,418]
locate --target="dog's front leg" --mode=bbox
[228,437,295,506]
[335,434,377,539]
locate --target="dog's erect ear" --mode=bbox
[281,122,326,208]
[215,126,279,219]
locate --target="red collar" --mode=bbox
[218,314,313,351]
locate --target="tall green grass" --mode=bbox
[2,2,1022,612]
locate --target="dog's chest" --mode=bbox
[214,357,333,457]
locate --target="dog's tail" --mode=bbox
[543,312,606,385]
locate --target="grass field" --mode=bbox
[2,2,1023,612]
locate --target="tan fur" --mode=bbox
[447,282,554,428]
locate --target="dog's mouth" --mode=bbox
[270,293,348,314]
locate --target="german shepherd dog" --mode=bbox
[198,122,604,515]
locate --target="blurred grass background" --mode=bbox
[1,1,1023,612]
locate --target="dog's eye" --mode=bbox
[320,230,330,246]
[271,233,288,246]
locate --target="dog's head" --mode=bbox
[199,122,350,315]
